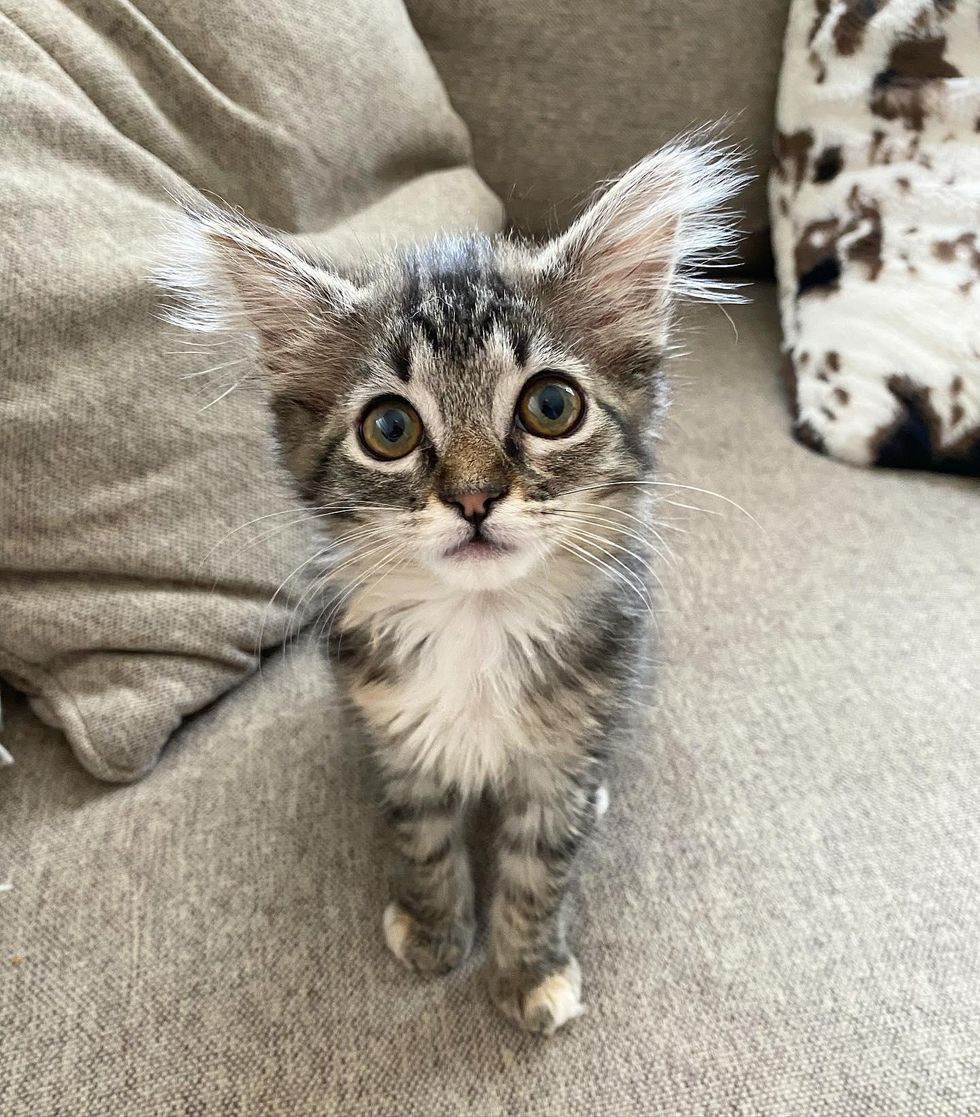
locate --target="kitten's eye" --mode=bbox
[517,374,584,438]
[359,397,423,460]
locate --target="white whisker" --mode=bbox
[660,498,723,517]
[180,355,254,380]
[556,538,656,623]
[282,536,394,650]
[560,525,662,586]
[557,480,764,531]
[200,502,399,569]
[314,544,407,649]
[559,528,665,619]
[197,381,240,412]
[549,500,677,554]
[543,507,675,566]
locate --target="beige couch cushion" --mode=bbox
[3,291,978,1115]
[0,0,502,782]
[408,0,789,266]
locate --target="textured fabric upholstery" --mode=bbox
[3,292,977,1116]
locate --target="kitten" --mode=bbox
[159,139,745,1035]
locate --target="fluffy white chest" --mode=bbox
[346,582,566,797]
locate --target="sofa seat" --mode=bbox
[2,287,977,1116]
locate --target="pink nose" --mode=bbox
[440,485,508,523]
[458,491,492,519]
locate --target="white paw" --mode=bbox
[594,784,610,819]
[383,901,413,966]
[491,957,585,1036]
[523,959,585,1035]
[383,901,473,975]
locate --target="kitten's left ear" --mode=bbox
[535,139,748,352]
[156,200,369,412]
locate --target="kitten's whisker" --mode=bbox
[560,525,664,591]
[180,355,254,380]
[283,537,394,647]
[195,386,240,417]
[660,499,723,517]
[715,301,740,342]
[256,545,338,661]
[315,545,407,649]
[278,538,396,671]
[203,513,319,597]
[201,503,399,570]
[228,515,319,562]
[542,508,674,567]
[557,481,763,531]
[321,548,409,652]
[651,519,689,536]
[558,532,650,597]
[548,501,677,556]
[248,501,410,666]
[328,528,394,551]
[556,540,658,632]
[560,528,664,612]
[202,512,382,598]
[320,521,397,551]
[556,538,656,622]
[200,506,319,569]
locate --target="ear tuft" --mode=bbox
[155,200,363,339]
[537,135,751,349]
[154,198,370,411]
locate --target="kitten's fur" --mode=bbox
[159,139,745,1035]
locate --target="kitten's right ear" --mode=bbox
[156,201,368,411]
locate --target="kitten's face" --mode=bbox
[160,141,742,592]
[294,239,657,591]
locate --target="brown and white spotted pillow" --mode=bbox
[770,0,980,474]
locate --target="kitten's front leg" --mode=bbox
[488,772,600,1035]
[380,771,474,976]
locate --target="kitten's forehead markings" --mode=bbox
[481,324,540,436]
[395,240,529,365]
[399,338,449,446]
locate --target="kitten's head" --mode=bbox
[160,140,745,592]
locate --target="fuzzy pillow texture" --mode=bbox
[770,0,980,473]
[0,0,502,782]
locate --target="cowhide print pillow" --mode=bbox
[770,0,980,475]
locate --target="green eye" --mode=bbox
[359,397,423,460]
[517,375,585,438]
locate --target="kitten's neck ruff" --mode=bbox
[334,555,612,795]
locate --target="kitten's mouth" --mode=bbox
[444,534,510,561]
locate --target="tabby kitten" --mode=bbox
[160,139,744,1035]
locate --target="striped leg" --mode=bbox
[381,775,474,976]
[487,776,599,1034]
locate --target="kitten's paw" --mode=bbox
[489,957,585,1036]
[383,901,473,976]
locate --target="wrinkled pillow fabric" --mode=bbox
[770,0,980,473]
[0,0,502,782]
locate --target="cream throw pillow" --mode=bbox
[771,0,980,473]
